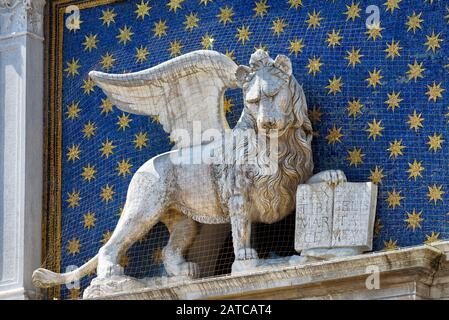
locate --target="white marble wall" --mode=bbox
[0,0,45,300]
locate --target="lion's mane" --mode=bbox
[215,73,314,224]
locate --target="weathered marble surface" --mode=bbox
[295,182,377,254]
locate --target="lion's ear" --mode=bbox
[274,55,292,76]
[235,65,251,87]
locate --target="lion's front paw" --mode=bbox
[236,248,258,260]
[320,170,347,185]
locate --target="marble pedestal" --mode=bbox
[83,241,449,300]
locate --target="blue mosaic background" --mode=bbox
[58,0,449,299]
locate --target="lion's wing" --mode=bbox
[89,50,239,149]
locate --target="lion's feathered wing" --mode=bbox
[90,50,239,149]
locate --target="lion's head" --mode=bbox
[235,50,311,139]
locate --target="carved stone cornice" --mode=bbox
[0,0,45,38]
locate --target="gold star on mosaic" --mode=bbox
[383,239,398,251]
[217,6,234,25]
[66,190,81,209]
[66,101,81,120]
[100,231,112,245]
[67,144,81,162]
[67,238,80,256]
[117,159,133,177]
[288,0,303,9]
[385,91,402,111]
[64,58,81,77]
[100,52,116,71]
[83,34,98,52]
[100,8,116,27]
[407,110,424,131]
[326,75,343,95]
[100,138,116,159]
[288,38,305,56]
[385,39,402,59]
[369,166,385,184]
[345,47,363,68]
[427,132,444,152]
[151,115,161,124]
[388,139,405,158]
[306,9,323,30]
[153,19,168,38]
[81,163,96,182]
[425,31,443,53]
[82,121,96,139]
[184,12,200,31]
[306,56,323,76]
[308,106,322,124]
[167,0,184,12]
[366,118,384,141]
[326,125,343,145]
[428,184,445,204]
[134,132,148,150]
[366,22,383,40]
[345,1,361,21]
[254,0,269,17]
[426,81,445,102]
[100,184,115,203]
[82,77,95,95]
[168,39,183,57]
[100,98,114,115]
[135,0,151,20]
[326,29,342,48]
[425,231,440,244]
[384,0,401,13]
[374,219,384,236]
[201,33,215,49]
[347,98,364,118]
[271,17,288,37]
[117,113,132,130]
[408,159,424,181]
[406,11,423,33]
[225,49,235,61]
[366,68,383,88]
[404,209,423,231]
[254,43,268,53]
[83,211,96,230]
[386,189,404,209]
[347,147,364,167]
[236,25,251,45]
[406,60,425,82]
[200,0,213,5]
[67,15,82,32]
[135,46,149,63]
[224,97,234,113]
[116,25,133,45]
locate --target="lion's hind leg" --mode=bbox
[161,211,199,278]
[97,172,167,279]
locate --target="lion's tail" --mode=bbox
[32,255,98,288]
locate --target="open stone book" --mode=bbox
[295,182,378,252]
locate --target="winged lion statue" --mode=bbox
[32,49,346,289]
